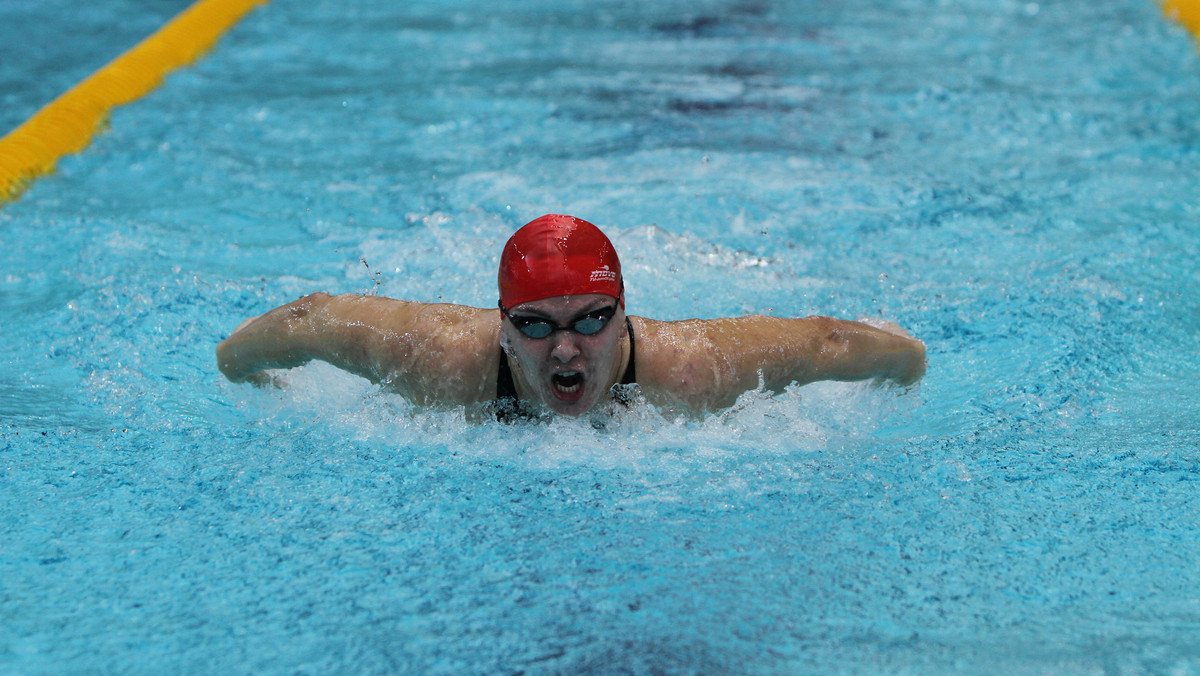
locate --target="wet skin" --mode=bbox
[500,293,630,416]
[216,293,926,417]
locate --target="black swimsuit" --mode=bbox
[494,317,637,421]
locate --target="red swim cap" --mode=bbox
[498,214,623,309]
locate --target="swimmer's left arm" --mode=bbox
[782,315,927,386]
[720,315,926,393]
[635,315,926,412]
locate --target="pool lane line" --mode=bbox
[0,0,270,207]
[1165,0,1200,39]
[0,0,1195,209]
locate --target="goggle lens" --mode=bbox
[505,306,615,339]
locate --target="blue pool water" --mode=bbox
[3,0,1200,672]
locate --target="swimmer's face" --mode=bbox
[501,293,627,416]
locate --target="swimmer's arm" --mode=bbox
[216,293,392,384]
[216,294,498,402]
[635,315,926,411]
[778,315,927,386]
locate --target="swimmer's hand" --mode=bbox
[222,317,290,387]
[216,293,330,385]
[855,316,925,386]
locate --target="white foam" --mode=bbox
[233,359,919,484]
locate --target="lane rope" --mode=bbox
[0,0,269,206]
[1,0,1197,207]
[1164,0,1200,38]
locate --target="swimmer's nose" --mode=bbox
[550,333,581,363]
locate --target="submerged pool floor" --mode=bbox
[2,0,1200,673]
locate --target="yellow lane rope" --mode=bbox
[0,0,269,206]
[0,0,1196,208]
[1165,0,1200,38]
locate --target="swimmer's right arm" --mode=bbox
[217,293,364,384]
[216,293,425,385]
[216,293,499,401]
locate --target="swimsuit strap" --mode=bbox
[621,316,636,384]
[496,346,518,400]
[494,347,529,423]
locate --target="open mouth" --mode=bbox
[551,371,585,401]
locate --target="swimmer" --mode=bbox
[216,214,926,418]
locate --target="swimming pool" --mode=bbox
[3,0,1200,672]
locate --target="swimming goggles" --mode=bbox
[499,303,617,339]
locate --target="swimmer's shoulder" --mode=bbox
[626,315,735,412]
[374,301,502,406]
